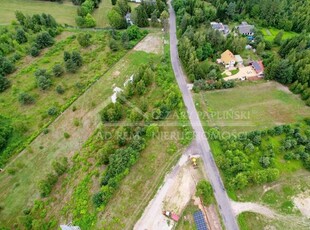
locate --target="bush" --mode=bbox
[56,85,65,94]
[36,75,52,90]
[196,180,213,205]
[93,192,104,207]
[30,46,40,57]
[109,39,119,51]
[0,57,15,76]
[0,75,10,92]
[38,173,58,197]
[47,106,59,116]
[18,93,35,105]
[35,31,54,49]
[64,132,70,138]
[52,157,68,176]
[77,33,92,47]
[52,64,64,77]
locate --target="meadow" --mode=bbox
[194,81,310,132]
[0,0,77,26]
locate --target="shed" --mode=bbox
[235,55,243,65]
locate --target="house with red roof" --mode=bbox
[250,61,264,77]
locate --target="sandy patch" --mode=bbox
[134,33,163,54]
[231,200,278,218]
[293,192,310,218]
[134,143,199,230]
[113,70,120,76]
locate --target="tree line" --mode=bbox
[207,0,310,33]
[108,0,168,29]
[264,34,310,105]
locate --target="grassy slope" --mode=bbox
[0,0,77,26]
[0,40,145,226]
[195,81,310,132]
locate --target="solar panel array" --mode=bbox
[193,210,208,230]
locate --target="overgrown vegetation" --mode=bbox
[209,121,310,191]
[196,180,214,205]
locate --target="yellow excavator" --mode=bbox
[191,157,198,169]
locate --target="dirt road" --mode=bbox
[134,143,198,230]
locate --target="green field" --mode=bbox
[0,0,77,25]
[195,81,310,132]
[261,27,298,42]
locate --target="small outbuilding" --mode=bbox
[235,55,243,65]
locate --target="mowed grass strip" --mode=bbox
[0,50,154,226]
[93,0,113,28]
[195,81,310,132]
[261,27,298,42]
[0,0,77,26]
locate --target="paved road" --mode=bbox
[168,1,239,230]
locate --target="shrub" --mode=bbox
[64,132,70,139]
[56,85,65,94]
[35,31,54,49]
[16,28,27,44]
[0,75,10,92]
[93,192,104,207]
[109,39,119,51]
[18,93,35,105]
[36,75,52,90]
[47,106,59,116]
[30,46,40,57]
[52,64,64,77]
[0,57,15,76]
[77,33,92,47]
[52,157,68,176]
[196,180,213,205]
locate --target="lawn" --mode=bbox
[93,0,113,28]
[0,0,77,26]
[260,27,298,42]
[194,81,310,132]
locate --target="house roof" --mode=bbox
[221,50,235,64]
[237,23,254,34]
[235,55,243,62]
[251,61,264,73]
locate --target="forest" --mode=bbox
[207,0,310,32]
